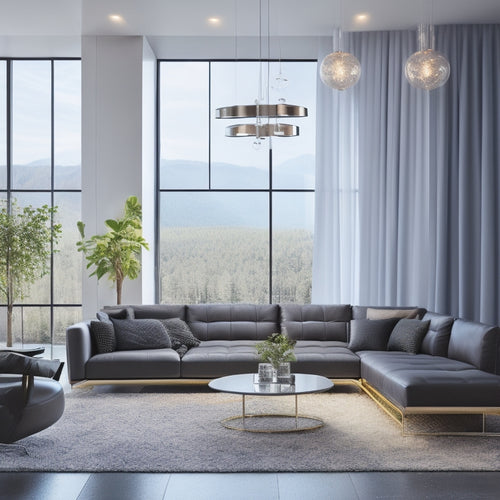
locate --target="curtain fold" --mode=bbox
[313,24,500,325]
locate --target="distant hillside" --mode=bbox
[0,164,80,189]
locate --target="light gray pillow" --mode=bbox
[111,319,171,351]
[387,319,430,354]
[366,308,419,320]
[348,318,399,352]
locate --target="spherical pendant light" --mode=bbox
[320,51,361,91]
[405,24,450,91]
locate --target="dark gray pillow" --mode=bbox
[90,321,116,354]
[387,319,431,354]
[160,318,200,349]
[101,307,135,320]
[348,318,399,352]
[111,319,171,351]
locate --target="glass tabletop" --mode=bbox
[208,373,333,396]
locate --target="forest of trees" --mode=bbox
[160,226,312,304]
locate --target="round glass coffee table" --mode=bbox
[208,373,333,433]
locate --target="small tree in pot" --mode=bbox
[0,200,62,347]
[77,196,149,305]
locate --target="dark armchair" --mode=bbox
[0,352,65,444]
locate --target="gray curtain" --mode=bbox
[313,24,500,325]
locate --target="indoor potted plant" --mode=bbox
[255,332,296,382]
[76,195,149,305]
[0,199,62,347]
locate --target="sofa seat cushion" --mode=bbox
[359,351,500,408]
[85,349,180,379]
[181,340,261,378]
[292,341,360,378]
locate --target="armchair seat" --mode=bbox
[0,353,65,444]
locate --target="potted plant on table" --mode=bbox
[256,333,296,383]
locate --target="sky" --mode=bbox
[1,59,81,167]
[160,60,317,168]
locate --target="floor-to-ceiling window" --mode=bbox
[158,60,316,304]
[0,59,81,356]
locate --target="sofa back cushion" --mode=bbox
[447,319,500,374]
[420,312,454,357]
[281,304,351,342]
[125,305,187,320]
[186,304,280,341]
[352,306,426,320]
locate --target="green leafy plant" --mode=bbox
[0,200,62,347]
[255,333,296,369]
[76,196,149,305]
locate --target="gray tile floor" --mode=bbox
[3,346,500,499]
[1,472,500,499]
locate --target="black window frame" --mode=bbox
[0,57,82,355]
[156,59,316,305]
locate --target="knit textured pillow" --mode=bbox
[160,318,200,351]
[90,321,116,354]
[387,319,431,354]
[111,319,172,351]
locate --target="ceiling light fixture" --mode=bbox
[207,17,221,25]
[215,0,307,140]
[320,1,361,91]
[108,14,125,24]
[405,24,450,90]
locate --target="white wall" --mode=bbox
[141,38,157,305]
[81,35,156,318]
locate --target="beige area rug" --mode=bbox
[2,385,500,472]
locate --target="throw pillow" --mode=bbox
[387,319,431,354]
[348,318,399,352]
[90,321,116,354]
[101,307,135,320]
[366,307,419,320]
[111,319,172,351]
[160,318,201,350]
[96,311,112,324]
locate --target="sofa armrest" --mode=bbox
[66,322,93,383]
[448,319,500,374]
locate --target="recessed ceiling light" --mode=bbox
[109,14,125,24]
[354,13,370,25]
[207,17,221,26]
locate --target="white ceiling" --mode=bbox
[0,0,499,37]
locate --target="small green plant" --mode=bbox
[76,196,149,305]
[0,200,62,347]
[256,333,296,369]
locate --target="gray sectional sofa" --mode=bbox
[66,303,500,434]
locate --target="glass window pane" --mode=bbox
[17,306,51,345]
[0,61,6,190]
[53,193,82,304]
[211,62,269,189]
[12,60,51,189]
[160,62,209,189]
[271,61,316,189]
[160,192,269,303]
[54,60,81,189]
[54,306,81,345]
[272,192,314,303]
[11,192,52,304]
